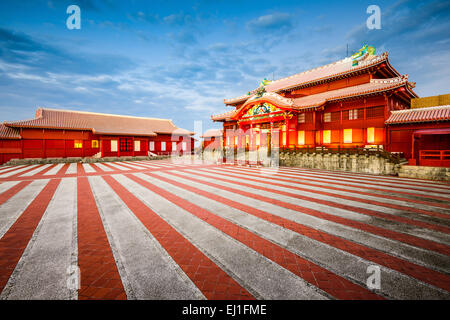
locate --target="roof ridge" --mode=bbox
[391,105,450,113]
[39,107,174,122]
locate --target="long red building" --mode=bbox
[212,49,418,154]
[0,108,194,164]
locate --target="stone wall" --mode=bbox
[398,165,450,181]
[278,151,401,175]
[3,155,169,166]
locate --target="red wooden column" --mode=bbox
[132,137,135,157]
[285,116,289,148]
[100,139,103,158]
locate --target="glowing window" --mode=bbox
[149,141,155,151]
[298,131,305,145]
[110,140,118,152]
[74,140,83,149]
[367,127,375,143]
[227,136,230,145]
[161,141,166,151]
[91,140,99,148]
[344,129,353,143]
[134,140,141,152]
[182,142,187,151]
[324,113,331,123]
[172,142,177,151]
[323,130,331,144]
[234,136,238,145]
[256,133,260,146]
[282,131,286,145]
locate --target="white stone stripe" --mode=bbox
[0,179,49,239]
[117,162,146,170]
[150,171,449,300]
[268,169,449,195]
[65,163,77,175]
[214,166,450,215]
[0,181,21,195]
[277,167,450,191]
[106,162,131,171]
[93,163,114,172]
[186,169,450,245]
[82,164,96,173]
[132,161,158,168]
[0,165,40,178]
[116,173,328,300]
[88,176,204,300]
[43,164,65,176]
[228,166,447,198]
[0,165,25,173]
[1,178,77,300]
[226,166,450,206]
[170,170,450,273]
[122,161,149,169]
[20,164,53,177]
[277,166,450,189]
[205,167,450,224]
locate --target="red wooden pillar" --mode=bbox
[100,139,103,158]
[117,137,120,158]
[132,137,135,157]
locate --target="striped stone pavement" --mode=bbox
[0,159,448,300]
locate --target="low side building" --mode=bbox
[386,102,450,167]
[0,108,194,164]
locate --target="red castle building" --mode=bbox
[211,46,450,167]
[0,108,194,164]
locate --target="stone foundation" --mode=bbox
[278,152,400,175]
[3,155,170,166]
[398,165,450,181]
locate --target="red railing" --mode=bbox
[419,150,450,167]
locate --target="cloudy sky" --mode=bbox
[0,0,449,134]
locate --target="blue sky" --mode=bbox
[0,0,449,134]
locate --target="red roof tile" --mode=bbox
[225,76,415,120]
[224,52,397,105]
[386,105,450,124]
[0,124,21,139]
[200,129,222,138]
[4,108,194,136]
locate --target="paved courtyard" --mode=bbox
[0,159,448,300]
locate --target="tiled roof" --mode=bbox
[211,110,237,121]
[228,76,415,119]
[4,108,194,136]
[386,105,450,124]
[224,52,396,105]
[0,124,21,139]
[200,129,223,138]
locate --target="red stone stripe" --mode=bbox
[274,168,450,195]
[220,166,450,215]
[230,166,450,202]
[5,165,47,178]
[77,177,127,300]
[53,163,70,177]
[186,170,450,256]
[279,167,450,191]
[0,179,60,293]
[130,173,383,300]
[0,181,33,205]
[102,175,254,300]
[77,163,86,176]
[202,168,450,234]
[161,171,450,292]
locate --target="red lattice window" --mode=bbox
[119,138,132,152]
[366,106,384,118]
